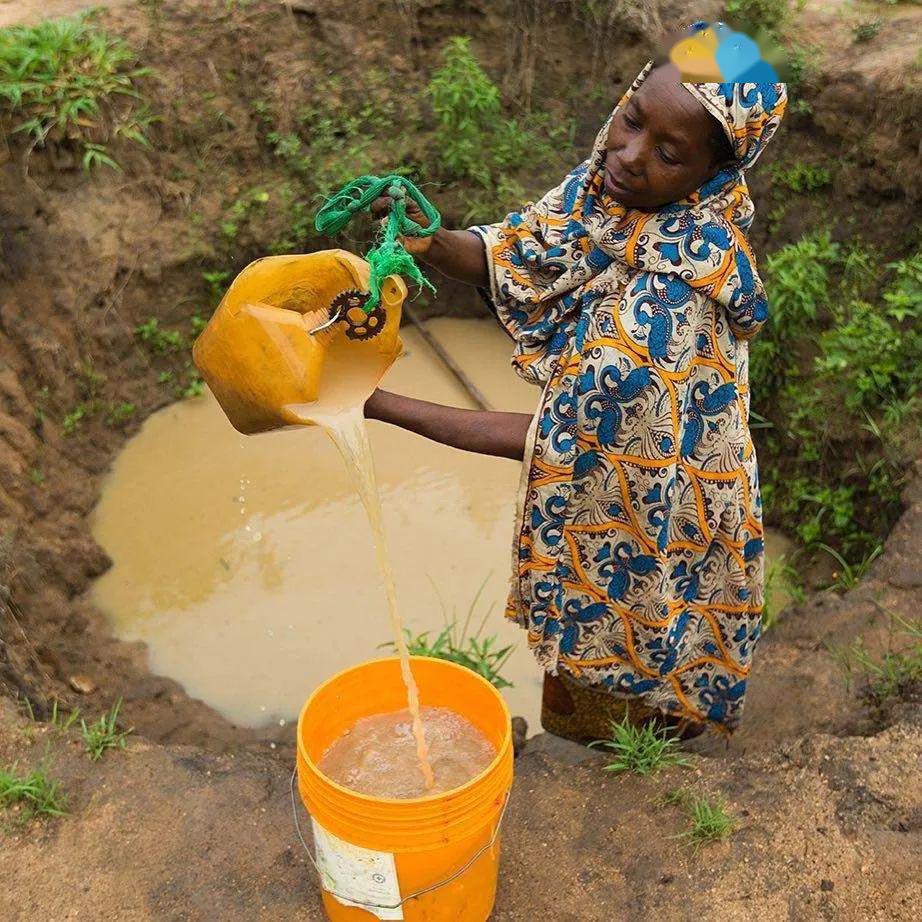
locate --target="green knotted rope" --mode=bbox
[314,174,442,310]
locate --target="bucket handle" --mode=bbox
[289,768,510,911]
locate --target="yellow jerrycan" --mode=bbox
[192,250,407,434]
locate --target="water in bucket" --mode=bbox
[319,706,495,799]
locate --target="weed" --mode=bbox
[769,161,831,194]
[81,698,132,761]
[679,794,735,848]
[179,370,205,400]
[27,467,44,485]
[834,612,921,702]
[157,370,175,385]
[762,553,805,630]
[0,12,153,168]
[202,269,230,306]
[189,314,207,338]
[382,578,514,689]
[399,625,515,690]
[50,700,80,732]
[820,543,883,592]
[427,37,566,191]
[753,238,919,564]
[0,762,67,821]
[852,19,882,43]
[589,716,692,776]
[62,404,89,436]
[725,0,790,34]
[136,317,184,354]
[657,787,689,808]
[105,402,136,428]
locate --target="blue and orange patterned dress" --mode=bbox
[471,66,788,731]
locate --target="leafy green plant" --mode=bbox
[179,369,205,399]
[833,614,921,702]
[679,794,735,848]
[62,404,90,436]
[753,238,918,564]
[589,716,692,776]
[202,269,230,306]
[426,37,500,186]
[725,0,790,34]
[0,762,67,821]
[0,12,153,168]
[769,161,832,194]
[135,317,183,354]
[105,402,136,428]
[81,699,132,761]
[426,37,567,191]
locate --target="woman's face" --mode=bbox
[603,63,728,211]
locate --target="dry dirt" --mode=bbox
[0,1,920,918]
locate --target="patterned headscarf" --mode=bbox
[473,62,788,387]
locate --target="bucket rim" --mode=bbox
[297,655,512,806]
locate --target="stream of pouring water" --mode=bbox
[306,405,435,790]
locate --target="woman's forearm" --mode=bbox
[420,228,490,289]
[365,390,531,461]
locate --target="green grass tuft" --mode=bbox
[0,763,67,821]
[381,576,515,689]
[81,699,132,761]
[50,700,80,733]
[680,794,735,848]
[590,716,692,776]
[0,11,153,168]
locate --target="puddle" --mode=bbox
[91,317,792,733]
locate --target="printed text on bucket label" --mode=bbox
[311,819,403,921]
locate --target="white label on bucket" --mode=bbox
[311,819,403,921]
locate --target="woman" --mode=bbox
[367,57,787,739]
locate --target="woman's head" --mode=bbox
[603,61,734,211]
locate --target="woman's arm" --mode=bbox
[365,389,532,461]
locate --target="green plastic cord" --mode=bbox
[314,174,442,310]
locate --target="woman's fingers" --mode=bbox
[370,196,393,220]
[371,196,434,253]
[398,234,433,256]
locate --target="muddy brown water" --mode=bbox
[318,706,495,798]
[91,317,791,733]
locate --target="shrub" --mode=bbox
[426,37,501,187]
[725,0,791,35]
[426,37,569,191]
[753,238,920,563]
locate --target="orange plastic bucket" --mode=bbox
[296,656,513,921]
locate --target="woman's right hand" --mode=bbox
[371,195,437,256]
